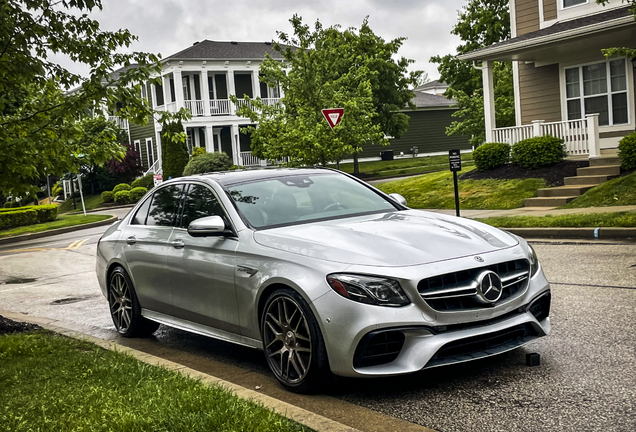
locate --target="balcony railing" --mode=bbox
[210,99,231,115]
[240,151,263,167]
[492,114,600,158]
[108,116,129,130]
[261,97,281,107]
[184,100,205,117]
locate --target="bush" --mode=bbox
[183,152,233,176]
[618,132,636,170]
[129,187,148,203]
[131,173,154,189]
[113,183,132,194]
[0,209,38,230]
[51,183,63,198]
[473,142,510,171]
[511,135,566,169]
[101,191,115,203]
[161,120,189,179]
[3,202,12,208]
[114,190,131,204]
[192,147,207,158]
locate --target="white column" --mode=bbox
[193,127,200,149]
[150,83,158,108]
[586,113,601,158]
[162,75,170,109]
[204,125,214,153]
[227,70,236,114]
[252,70,261,99]
[201,70,211,116]
[173,70,185,110]
[155,128,163,174]
[481,60,496,143]
[231,124,242,165]
[532,120,545,137]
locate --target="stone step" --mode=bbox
[589,156,621,167]
[577,165,621,176]
[537,185,595,197]
[564,175,613,186]
[524,196,577,207]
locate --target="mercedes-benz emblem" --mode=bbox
[476,270,503,303]
[474,256,484,263]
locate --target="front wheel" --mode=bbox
[261,288,330,393]
[108,266,159,337]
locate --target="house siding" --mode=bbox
[515,0,540,36]
[129,122,156,170]
[518,62,561,125]
[357,109,470,159]
[543,0,557,21]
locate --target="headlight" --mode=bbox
[326,274,410,307]
[528,244,539,276]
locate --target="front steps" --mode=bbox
[524,154,621,207]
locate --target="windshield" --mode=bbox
[227,173,398,228]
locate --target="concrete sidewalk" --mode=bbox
[421,204,636,219]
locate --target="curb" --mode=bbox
[0,312,362,432]
[506,227,636,240]
[0,216,118,246]
[65,204,135,215]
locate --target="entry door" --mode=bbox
[167,183,240,334]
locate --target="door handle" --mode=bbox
[126,236,136,245]
[171,239,185,249]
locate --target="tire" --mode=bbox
[261,288,330,393]
[108,266,160,337]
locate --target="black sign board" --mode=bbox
[449,149,461,172]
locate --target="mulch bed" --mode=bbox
[459,160,590,187]
[0,315,42,336]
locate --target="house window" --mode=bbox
[134,140,141,167]
[565,59,629,126]
[563,0,587,7]
[146,138,154,168]
[155,83,164,106]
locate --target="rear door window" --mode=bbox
[146,184,184,227]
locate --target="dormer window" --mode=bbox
[563,0,587,8]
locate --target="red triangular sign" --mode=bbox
[322,108,344,129]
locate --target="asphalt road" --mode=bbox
[0,219,634,432]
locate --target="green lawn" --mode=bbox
[0,331,311,432]
[560,171,636,208]
[334,153,474,178]
[376,168,546,209]
[0,214,111,238]
[476,212,636,228]
[58,194,104,214]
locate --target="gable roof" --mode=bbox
[410,92,455,109]
[414,80,448,92]
[163,40,286,62]
[459,5,635,62]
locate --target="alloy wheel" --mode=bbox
[263,295,313,385]
[109,272,133,333]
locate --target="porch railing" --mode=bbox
[184,100,205,117]
[492,114,600,158]
[144,158,162,176]
[240,151,264,167]
[261,97,281,107]
[108,116,129,130]
[210,99,231,115]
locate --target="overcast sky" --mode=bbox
[65,0,468,80]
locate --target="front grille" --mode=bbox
[418,259,530,311]
[428,323,537,367]
[353,330,405,369]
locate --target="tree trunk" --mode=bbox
[353,152,359,175]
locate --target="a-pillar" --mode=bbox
[204,125,214,153]
[231,124,242,166]
[481,60,496,143]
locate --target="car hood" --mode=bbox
[253,210,518,267]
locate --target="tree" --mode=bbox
[161,120,189,179]
[235,16,421,173]
[0,0,164,197]
[107,143,143,185]
[431,0,514,146]
[596,0,636,58]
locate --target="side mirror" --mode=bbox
[388,193,407,207]
[187,216,229,237]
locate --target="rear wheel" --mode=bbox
[261,288,330,393]
[108,266,159,337]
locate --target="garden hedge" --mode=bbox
[511,135,566,169]
[129,187,148,203]
[183,152,233,176]
[114,190,131,204]
[0,205,57,224]
[0,209,38,230]
[618,131,636,170]
[113,183,132,193]
[473,142,511,171]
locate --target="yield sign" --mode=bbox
[322,108,344,129]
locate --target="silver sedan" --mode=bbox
[96,168,551,393]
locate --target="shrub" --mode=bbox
[473,142,510,171]
[161,120,189,179]
[0,209,38,230]
[113,183,132,194]
[51,183,63,198]
[32,205,58,223]
[114,190,131,204]
[129,187,148,203]
[101,191,115,203]
[3,202,12,208]
[618,132,636,170]
[192,147,207,158]
[511,135,566,169]
[131,173,154,189]
[183,152,233,176]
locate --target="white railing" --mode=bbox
[210,99,231,115]
[184,100,205,117]
[240,151,263,167]
[492,114,600,158]
[234,99,255,113]
[108,116,129,130]
[261,97,281,107]
[144,158,162,176]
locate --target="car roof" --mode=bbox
[187,167,337,187]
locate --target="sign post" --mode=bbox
[322,108,344,169]
[449,149,461,217]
